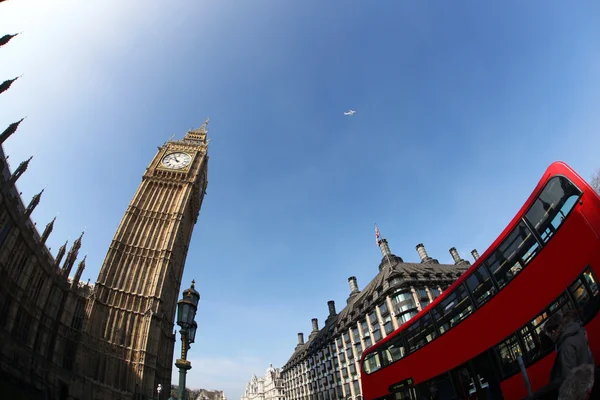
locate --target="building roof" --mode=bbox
[283,249,469,369]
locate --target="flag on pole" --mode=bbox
[0,33,19,48]
[375,224,381,246]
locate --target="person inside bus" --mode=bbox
[542,310,594,388]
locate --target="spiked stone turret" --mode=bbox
[8,155,32,186]
[24,189,43,219]
[72,255,87,289]
[61,232,84,278]
[54,240,68,270]
[0,118,25,145]
[41,216,56,244]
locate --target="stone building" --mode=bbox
[242,364,285,400]
[0,138,91,399]
[281,237,476,400]
[0,25,210,398]
[0,116,209,400]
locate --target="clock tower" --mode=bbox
[82,121,210,399]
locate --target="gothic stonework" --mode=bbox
[0,118,209,400]
[81,123,210,399]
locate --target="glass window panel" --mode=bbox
[379,301,389,316]
[432,285,473,334]
[397,310,417,326]
[362,352,381,374]
[520,293,573,364]
[382,334,406,365]
[466,264,496,306]
[352,327,360,342]
[525,176,581,243]
[488,221,539,289]
[495,335,523,378]
[384,320,394,335]
[343,332,350,343]
[430,287,441,299]
[569,268,600,323]
[369,312,378,324]
[405,313,437,352]
[373,329,382,343]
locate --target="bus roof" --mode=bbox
[361,160,581,358]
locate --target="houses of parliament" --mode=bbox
[0,27,209,400]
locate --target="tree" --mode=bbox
[591,168,600,195]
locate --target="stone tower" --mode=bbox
[81,121,210,399]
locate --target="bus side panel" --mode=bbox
[499,356,555,400]
[500,242,600,400]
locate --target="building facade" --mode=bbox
[0,26,210,398]
[242,364,285,400]
[0,116,210,400]
[281,238,476,400]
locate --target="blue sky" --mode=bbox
[2,0,600,398]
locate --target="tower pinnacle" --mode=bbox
[183,118,210,145]
[41,216,56,244]
[24,188,44,218]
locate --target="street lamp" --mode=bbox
[157,384,162,399]
[175,280,200,400]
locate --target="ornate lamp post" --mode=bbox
[175,280,200,400]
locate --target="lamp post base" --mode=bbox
[175,359,192,400]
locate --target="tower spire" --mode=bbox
[0,118,25,144]
[41,216,56,244]
[183,117,210,145]
[0,33,21,48]
[72,254,87,289]
[0,75,23,96]
[54,240,68,270]
[24,188,44,218]
[61,231,84,278]
[8,155,33,186]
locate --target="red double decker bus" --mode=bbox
[359,161,600,400]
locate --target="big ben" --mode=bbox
[81,121,210,399]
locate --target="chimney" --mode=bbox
[311,318,319,332]
[327,300,336,316]
[449,247,464,264]
[416,243,432,262]
[348,276,359,294]
[378,238,391,257]
[471,249,480,261]
[297,333,304,345]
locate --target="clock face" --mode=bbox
[162,152,192,169]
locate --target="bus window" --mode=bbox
[432,284,473,335]
[363,351,382,374]
[417,372,456,400]
[569,267,600,323]
[525,176,581,243]
[451,365,478,399]
[383,334,406,365]
[488,221,540,288]
[494,335,523,378]
[405,313,437,352]
[519,293,573,364]
[466,264,497,306]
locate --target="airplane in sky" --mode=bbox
[344,110,356,116]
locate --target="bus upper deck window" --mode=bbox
[363,352,382,374]
[525,176,581,243]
